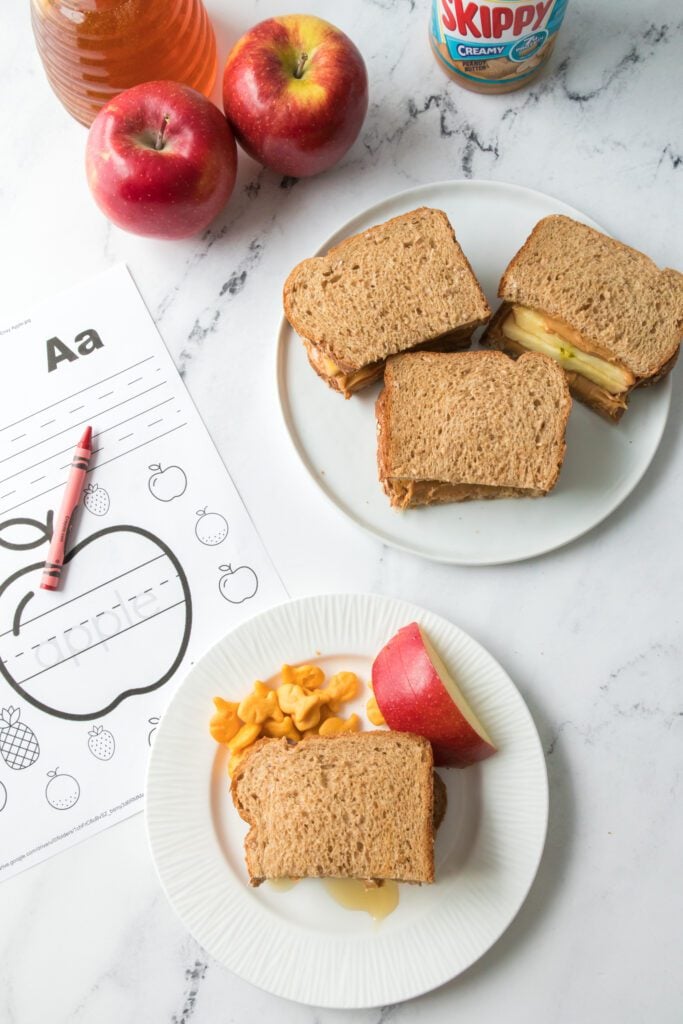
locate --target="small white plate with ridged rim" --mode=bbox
[146,592,548,1008]
[276,180,672,565]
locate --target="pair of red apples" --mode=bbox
[85,15,369,240]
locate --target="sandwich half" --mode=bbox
[376,349,571,509]
[231,731,435,885]
[483,215,683,421]
[283,207,491,398]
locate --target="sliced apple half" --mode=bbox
[371,622,496,768]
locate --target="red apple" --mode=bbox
[372,623,496,768]
[85,81,237,239]
[222,15,368,178]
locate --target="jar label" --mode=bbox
[431,0,569,87]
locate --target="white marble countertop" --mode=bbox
[2,0,682,1020]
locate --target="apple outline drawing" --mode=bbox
[0,524,193,722]
[218,564,258,604]
[0,781,6,812]
[148,463,187,502]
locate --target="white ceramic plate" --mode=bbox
[146,593,548,1008]
[277,181,671,564]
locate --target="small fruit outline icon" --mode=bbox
[45,768,80,810]
[87,724,115,760]
[147,716,160,746]
[218,564,258,604]
[83,483,110,516]
[195,507,228,546]
[148,463,187,502]
[0,781,6,812]
[0,706,40,770]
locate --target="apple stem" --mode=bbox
[155,115,170,151]
[293,52,308,79]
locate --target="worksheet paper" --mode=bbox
[0,265,287,880]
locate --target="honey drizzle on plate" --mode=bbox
[266,877,400,920]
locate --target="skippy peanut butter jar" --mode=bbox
[430,0,570,93]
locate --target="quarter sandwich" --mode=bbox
[283,207,491,397]
[483,215,683,421]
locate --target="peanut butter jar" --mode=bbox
[430,0,570,94]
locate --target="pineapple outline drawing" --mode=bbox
[0,706,40,770]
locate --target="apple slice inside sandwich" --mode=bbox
[371,622,496,767]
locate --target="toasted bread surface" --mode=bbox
[496,215,683,378]
[231,731,435,886]
[376,349,571,507]
[283,207,490,374]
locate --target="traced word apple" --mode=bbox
[148,464,187,502]
[372,623,496,768]
[218,564,258,604]
[0,523,191,721]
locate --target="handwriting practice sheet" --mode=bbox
[0,265,286,879]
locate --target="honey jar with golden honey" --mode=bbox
[31,0,217,127]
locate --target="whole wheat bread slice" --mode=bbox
[483,215,683,393]
[376,349,571,508]
[231,731,434,885]
[283,208,491,396]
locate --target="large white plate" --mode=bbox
[277,181,671,564]
[146,593,548,1008]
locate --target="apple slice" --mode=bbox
[371,623,496,768]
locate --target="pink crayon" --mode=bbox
[41,426,93,592]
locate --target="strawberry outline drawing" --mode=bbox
[0,706,40,770]
[87,724,115,760]
[83,484,110,516]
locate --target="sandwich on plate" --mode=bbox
[483,215,683,421]
[231,731,437,885]
[376,349,571,509]
[283,207,491,398]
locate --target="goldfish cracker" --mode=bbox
[209,696,241,744]
[263,716,301,741]
[238,681,283,725]
[281,663,325,690]
[228,722,261,754]
[291,693,321,732]
[326,671,359,704]
[366,694,386,726]
[319,713,361,738]
[276,682,322,732]
[276,682,306,714]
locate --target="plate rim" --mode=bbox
[275,179,672,566]
[145,591,549,1008]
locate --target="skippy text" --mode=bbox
[440,0,554,38]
